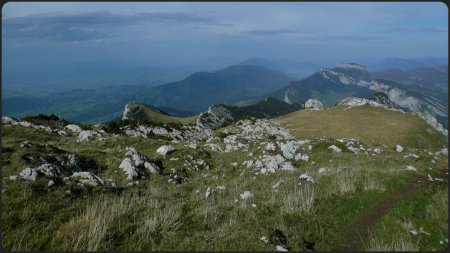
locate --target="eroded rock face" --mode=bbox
[197,104,234,129]
[119,147,161,180]
[304,99,325,110]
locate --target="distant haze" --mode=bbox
[2,2,448,95]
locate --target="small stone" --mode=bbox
[275,245,288,251]
[205,187,213,199]
[260,236,269,243]
[404,165,417,171]
[48,180,55,187]
[299,173,315,183]
[240,191,254,199]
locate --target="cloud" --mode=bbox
[3,11,230,43]
[240,29,312,37]
[322,35,390,42]
[376,26,447,33]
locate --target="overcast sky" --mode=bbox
[2,2,448,68]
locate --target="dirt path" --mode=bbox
[335,168,448,251]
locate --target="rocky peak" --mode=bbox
[122,102,136,120]
[197,104,234,129]
[335,63,370,72]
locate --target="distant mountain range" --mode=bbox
[3,57,448,127]
[132,65,293,113]
[266,63,448,127]
[367,57,448,71]
[3,64,293,123]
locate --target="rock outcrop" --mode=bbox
[338,97,386,108]
[304,98,325,110]
[119,147,162,180]
[19,163,67,181]
[197,104,234,129]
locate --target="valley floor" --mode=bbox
[1,113,448,251]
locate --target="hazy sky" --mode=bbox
[2,2,448,68]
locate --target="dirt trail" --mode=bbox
[335,168,448,252]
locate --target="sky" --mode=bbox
[2,2,448,69]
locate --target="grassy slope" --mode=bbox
[2,108,448,251]
[125,102,198,125]
[277,105,446,149]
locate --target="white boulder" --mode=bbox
[156,145,175,155]
[328,145,342,153]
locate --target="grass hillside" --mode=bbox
[124,102,198,125]
[2,109,448,251]
[278,105,447,149]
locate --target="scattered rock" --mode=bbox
[70,172,105,187]
[318,167,329,174]
[260,236,269,243]
[48,180,55,187]
[294,153,309,162]
[409,229,418,236]
[404,165,417,171]
[280,141,297,159]
[156,145,175,155]
[395,145,404,152]
[299,173,315,183]
[272,180,283,189]
[20,141,31,148]
[328,145,342,153]
[19,163,66,181]
[240,191,254,199]
[275,245,288,251]
[205,187,213,199]
[65,124,83,133]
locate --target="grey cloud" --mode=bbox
[323,35,390,42]
[376,26,447,33]
[3,11,229,43]
[240,29,312,37]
